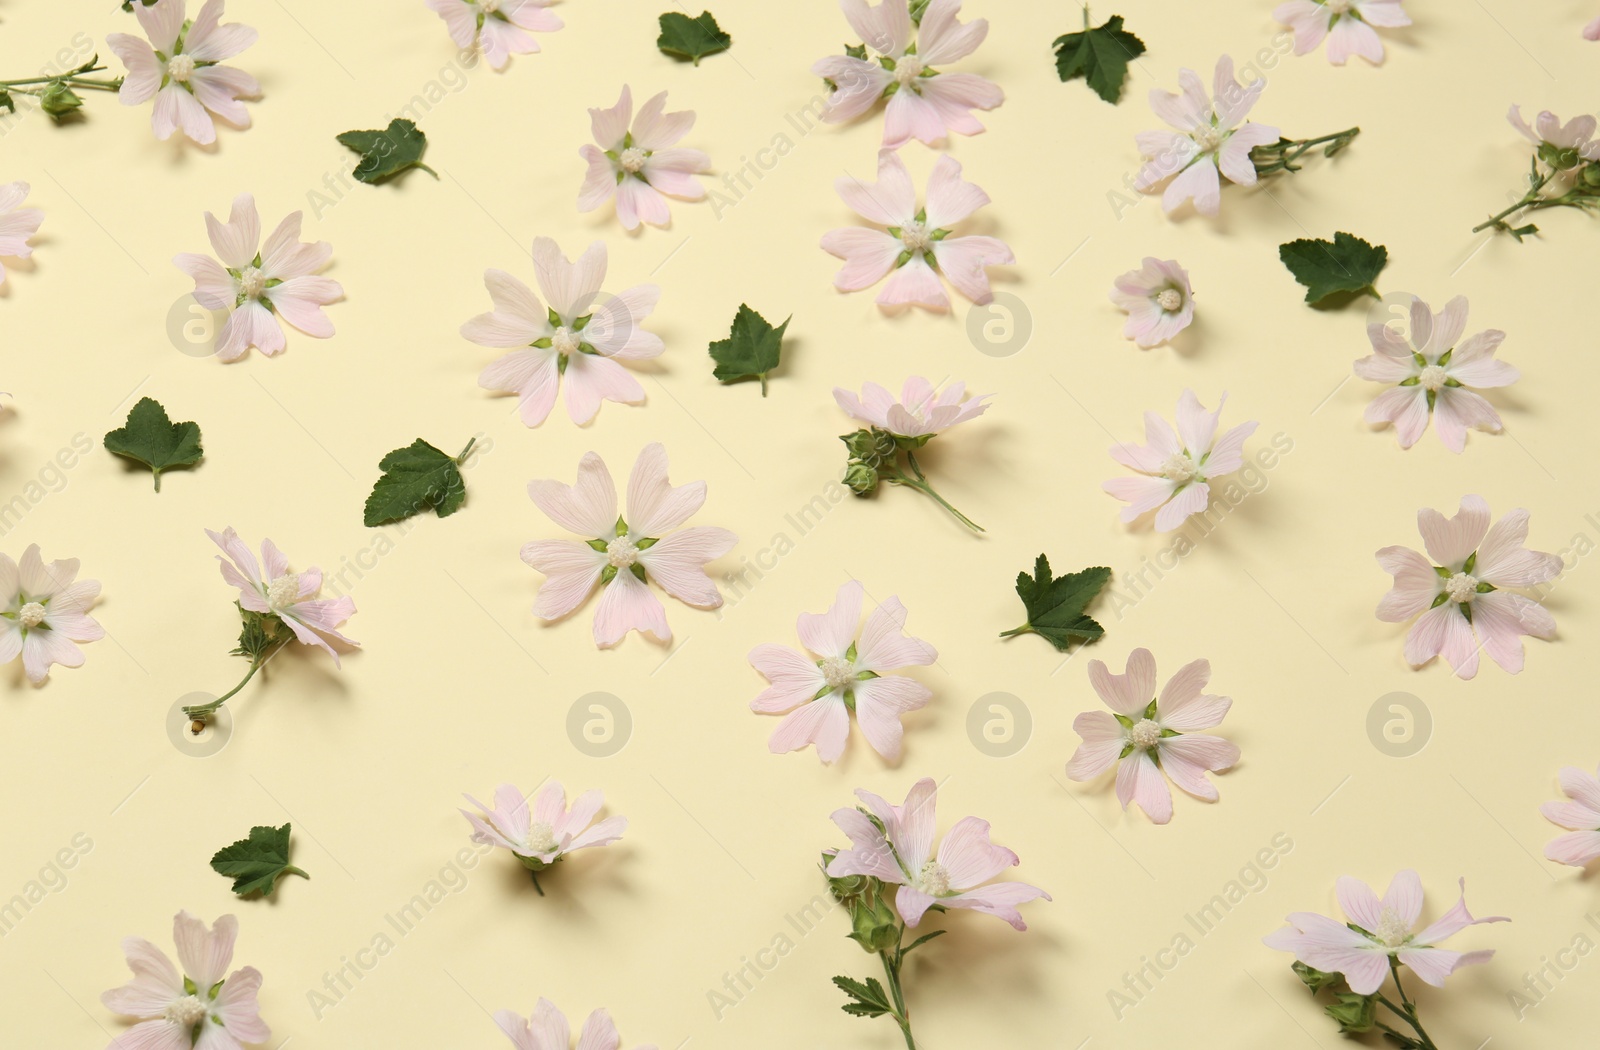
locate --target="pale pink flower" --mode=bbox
[101,911,269,1050]
[1507,105,1600,161]
[1103,390,1258,532]
[463,782,626,867]
[1356,296,1517,452]
[749,581,936,763]
[1134,56,1281,216]
[1274,0,1411,65]
[577,86,709,231]
[1109,258,1194,348]
[1542,765,1600,868]
[825,777,1050,929]
[0,544,103,685]
[811,0,1003,150]
[0,182,43,285]
[1376,495,1560,679]
[174,194,342,361]
[1264,872,1506,994]
[208,527,358,663]
[463,237,662,426]
[522,444,737,648]
[496,999,655,1050]
[107,0,259,145]
[821,150,1012,311]
[1066,648,1237,825]
[833,376,990,439]
[1587,15,1600,40]
[425,0,561,71]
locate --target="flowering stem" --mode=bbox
[1249,127,1361,177]
[0,60,124,92]
[183,639,289,727]
[1373,959,1440,1050]
[877,924,917,1050]
[1471,171,1556,235]
[881,454,983,532]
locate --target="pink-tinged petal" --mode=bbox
[877,255,948,310]
[464,269,547,347]
[264,276,341,338]
[895,885,940,927]
[1116,750,1173,823]
[1375,545,1442,621]
[1431,387,1499,452]
[916,0,988,65]
[1066,711,1125,781]
[616,178,671,230]
[561,353,644,424]
[481,349,561,427]
[894,778,939,871]
[107,1020,192,1050]
[1544,798,1600,831]
[1356,0,1412,27]
[855,596,936,670]
[1412,878,1508,946]
[936,816,1017,890]
[477,14,538,68]
[188,64,256,126]
[1446,331,1518,388]
[852,675,930,761]
[1405,604,1478,678]
[20,628,83,682]
[1159,664,1231,731]
[821,227,902,292]
[1546,830,1600,867]
[641,150,708,199]
[826,808,903,881]
[931,235,1011,305]
[1473,590,1555,674]
[841,0,911,55]
[1217,122,1280,186]
[1422,296,1470,359]
[46,611,104,644]
[426,0,479,47]
[529,452,618,538]
[749,643,827,712]
[1147,73,1206,133]
[256,213,328,281]
[155,84,218,144]
[1153,482,1210,532]
[915,73,1002,136]
[631,90,695,151]
[102,937,183,1015]
[520,540,605,619]
[1376,869,1425,929]
[1174,389,1221,458]
[553,788,602,841]
[1157,734,1237,800]
[532,236,607,321]
[589,85,632,147]
[815,56,892,122]
[922,154,988,228]
[798,580,864,659]
[583,284,662,359]
[577,145,618,212]
[1326,15,1385,64]
[592,571,669,647]
[625,442,706,536]
[1418,495,1491,569]
[1203,421,1257,476]
[1399,946,1495,987]
[1103,475,1176,522]
[883,87,950,148]
[216,299,283,360]
[938,881,1050,931]
[173,912,235,990]
[135,0,186,52]
[1334,875,1386,933]
[1365,385,1431,448]
[566,814,626,853]
[1286,914,1390,993]
[1210,56,1261,128]
[174,254,235,310]
[1586,14,1600,40]
[636,526,737,608]
[211,966,268,1042]
[107,34,163,104]
[575,1008,621,1050]
[184,0,257,62]
[1353,352,1415,384]
[1559,767,1600,812]
[835,151,916,226]
[1474,508,1561,588]
[769,694,851,762]
[1161,160,1222,216]
[204,194,260,269]
[1275,2,1331,55]
[1087,647,1157,715]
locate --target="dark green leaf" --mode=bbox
[103,397,202,492]
[832,975,892,1018]
[1001,554,1111,651]
[1277,232,1388,306]
[708,304,790,395]
[231,606,286,661]
[363,438,472,526]
[1053,14,1145,103]
[657,11,731,65]
[336,118,437,185]
[210,824,309,897]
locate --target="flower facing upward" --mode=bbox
[495,999,654,1050]
[107,0,259,144]
[1375,495,1560,678]
[1542,765,1600,868]
[1355,295,1517,451]
[1134,56,1281,216]
[0,182,43,285]
[0,545,103,684]
[174,194,342,361]
[1103,390,1258,532]
[101,911,269,1050]
[1264,871,1506,994]
[833,377,990,439]
[463,237,663,426]
[825,777,1050,929]
[463,782,626,868]
[811,0,1003,150]
[821,151,1013,311]
[1273,0,1412,65]
[1109,258,1195,348]
[425,0,561,71]
[208,527,358,663]
[1066,648,1238,824]
[578,86,709,231]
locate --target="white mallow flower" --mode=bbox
[0,544,103,684]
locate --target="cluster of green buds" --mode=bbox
[822,852,900,954]
[837,427,982,532]
[1288,961,1441,1049]
[0,56,124,124]
[1475,137,1600,241]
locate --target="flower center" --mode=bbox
[916,860,951,896]
[1374,907,1410,948]
[1161,453,1200,484]
[619,147,648,174]
[1191,124,1224,152]
[480,0,501,11]
[894,55,925,85]
[606,536,639,567]
[551,326,582,355]
[17,602,46,628]
[1129,717,1162,750]
[1418,364,1449,391]
[526,820,556,853]
[1326,0,1354,12]
[166,53,196,83]
[1444,572,1479,604]
[267,572,300,609]
[820,655,856,689]
[164,994,208,1027]
[899,221,933,252]
[1155,288,1184,312]
[237,266,266,300]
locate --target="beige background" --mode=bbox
[2,0,1597,1047]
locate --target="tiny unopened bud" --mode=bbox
[40,81,83,118]
[843,462,878,495]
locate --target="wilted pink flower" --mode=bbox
[1264,872,1506,994]
[496,999,652,1050]
[107,0,259,144]
[1274,0,1411,65]
[811,0,1003,150]
[833,377,990,439]
[1134,56,1281,216]
[0,182,43,285]
[1542,765,1600,868]
[822,151,1012,311]
[522,444,736,648]
[101,911,269,1050]
[826,777,1049,929]
[750,580,936,763]
[463,237,662,426]
[208,527,358,663]
[1376,495,1559,679]
[463,782,626,868]
[578,86,709,231]
[1109,258,1194,348]
[1507,105,1600,160]
[1066,648,1237,824]
[426,0,561,70]
[1103,390,1258,532]
[174,194,342,361]
[0,544,103,684]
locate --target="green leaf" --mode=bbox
[1277,232,1388,306]
[103,397,202,492]
[209,824,309,898]
[902,929,946,954]
[363,438,473,526]
[1053,14,1146,104]
[832,975,892,1018]
[657,11,731,65]
[708,304,790,395]
[231,605,285,661]
[1000,554,1111,651]
[336,118,438,185]
[0,89,13,114]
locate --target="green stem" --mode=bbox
[183,640,287,724]
[759,373,768,397]
[1472,171,1555,233]
[998,624,1034,639]
[455,436,477,464]
[529,869,545,896]
[282,865,311,881]
[1250,127,1361,177]
[881,465,983,532]
[1385,959,1438,1049]
[878,924,917,1050]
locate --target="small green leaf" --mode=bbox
[1053,14,1146,104]
[231,605,286,661]
[832,975,893,1018]
[657,10,732,65]
[363,438,472,526]
[1000,554,1111,651]
[336,118,437,185]
[103,397,202,492]
[708,304,790,395]
[210,824,309,898]
[1277,232,1388,306]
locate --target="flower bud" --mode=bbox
[40,81,83,119]
[839,429,878,460]
[847,891,900,954]
[843,462,878,495]
[1581,163,1600,188]
[1290,961,1341,993]
[1538,141,1582,171]
[1324,992,1376,1034]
